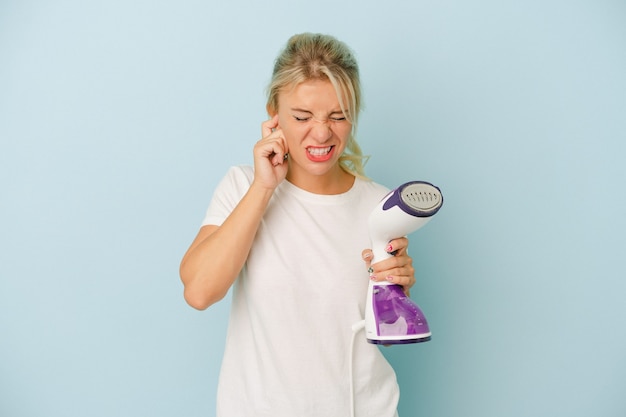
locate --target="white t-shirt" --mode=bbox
[203,165,400,417]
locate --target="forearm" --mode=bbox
[180,182,274,309]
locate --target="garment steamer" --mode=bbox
[364,180,443,344]
[349,180,443,416]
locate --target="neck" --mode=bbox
[286,165,355,195]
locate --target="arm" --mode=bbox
[180,183,275,309]
[179,115,288,310]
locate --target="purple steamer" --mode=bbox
[369,285,431,344]
[366,180,442,345]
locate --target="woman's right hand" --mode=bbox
[253,115,289,190]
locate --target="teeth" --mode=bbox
[308,146,332,156]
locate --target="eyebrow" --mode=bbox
[290,107,346,116]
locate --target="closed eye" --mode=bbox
[292,116,347,122]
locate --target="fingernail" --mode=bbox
[386,244,393,253]
[386,276,394,282]
[370,274,377,281]
[363,252,372,259]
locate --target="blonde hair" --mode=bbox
[266,33,369,177]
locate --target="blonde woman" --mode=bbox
[180,33,415,417]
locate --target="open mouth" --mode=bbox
[307,146,333,156]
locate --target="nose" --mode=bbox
[310,119,332,142]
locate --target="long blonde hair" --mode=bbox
[266,33,369,177]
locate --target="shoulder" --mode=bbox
[214,165,254,193]
[225,165,254,184]
[210,165,255,204]
[355,177,390,200]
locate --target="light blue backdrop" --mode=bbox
[1,0,625,416]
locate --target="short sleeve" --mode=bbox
[201,165,254,227]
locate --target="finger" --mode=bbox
[386,237,409,255]
[362,249,373,265]
[370,253,410,273]
[269,138,288,166]
[381,266,415,284]
[370,256,415,284]
[261,115,280,138]
[254,139,278,161]
[382,274,416,298]
[362,249,375,278]
[368,252,399,281]
[256,132,287,161]
[271,149,288,166]
[371,264,412,281]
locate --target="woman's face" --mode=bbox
[275,79,353,186]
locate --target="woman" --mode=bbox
[180,33,416,417]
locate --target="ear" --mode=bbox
[266,103,277,117]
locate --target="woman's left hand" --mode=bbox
[362,237,415,295]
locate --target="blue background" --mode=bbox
[1,1,625,416]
